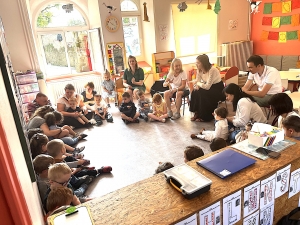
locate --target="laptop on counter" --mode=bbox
[196,149,256,179]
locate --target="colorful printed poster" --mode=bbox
[275,164,291,198]
[272,17,281,28]
[268,31,279,40]
[174,214,197,225]
[261,30,269,41]
[223,190,241,225]
[279,32,287,43]
[287,31,298,40]
[264,3,272,14]
[243,210,259,225]
[280,16,292,25]
[291,14,300,26]
[272,2,282,12]
[260,174,276,208]
[199,201,221,225]
[244,180,260,218]
[282,1,292,13]
[288,168,300,198]
[262,17,272,26]
[259,203,274,225]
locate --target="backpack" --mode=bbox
[150,80,169,97]
[277,207,300,225]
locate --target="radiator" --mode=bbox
[46,75,103,105]
[221,40,253,71]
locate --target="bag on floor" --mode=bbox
[150,80,169,97]
[277,207,300,225]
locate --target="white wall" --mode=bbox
[88,0,101,29]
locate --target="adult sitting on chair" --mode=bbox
[189,54,224,122]
[242,55,282,107]
[163,58,189,120]
[123,55,146,100]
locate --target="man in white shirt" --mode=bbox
[242,55,282,107]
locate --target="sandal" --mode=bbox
[190,113,198,121]
[195,118,205,122]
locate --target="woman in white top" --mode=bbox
[190,54,225,122]
[163,58,189,120]
[268,93,300,129]
[224,83,267,142]
[57,84,90,128]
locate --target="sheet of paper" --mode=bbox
[272,17,280,28]
[282,1,291,13]
[263,3,272,14]
[259,203,274,225]
[260,174,276,209]
[272,2,282,12]
[223,190,241,225]
[199,201,221,225]
[288,168,300,198]
[261,30,269,41]
[279,32,287,43]
[174,213,197,225]
[292,14,300,26]
[243,180,260,218]
[52,206,93,225]
[268,31,279,40]
[275,164,291,198]
[243,210,259,225]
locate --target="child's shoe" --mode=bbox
[149,118,155,122]
[89,119,97,125]
[85,122,93,128]
[78,133,88,140]
[82,159,90,166]
[96,120,103,126]
[161,118,166,123]
[190,134,197,139]
[107,103,111,108]
[144,116,148,122]
[199,128,205,135]
[97,166,112,174]
[74,152,84,159]
[73,146,85,153]
[124,120,130,125]
[133,118,140,123]
[115,102,118,106]
[167,110,173,118]
[171,112,181,120]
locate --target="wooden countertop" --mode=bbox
[50,138,300,224]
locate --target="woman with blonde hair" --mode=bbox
[163,58,189,120]
[189,54,225,122]
[123,55,146,100]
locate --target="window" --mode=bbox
[121,0,143,59]
[171,4,217,57]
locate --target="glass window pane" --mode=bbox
[121,0,138,11]
[40,33,70,76]
[122,17,141,56]
[37,4,86,28]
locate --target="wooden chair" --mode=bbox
[115,77,126,106]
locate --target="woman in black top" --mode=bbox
[81,82,97,108]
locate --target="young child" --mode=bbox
[32,154,55,201]
[44,111,77,139]
[93,94,113,126]
[66,97,92,127]
[147,93,168,123]
[43,163,81,212]
[30,133,49,159]
[190,107,228,141]
[184,145,204,162]
[137,91,152,122]
[282,115,300,140]
[235,122,253,143]
[45,186,73,220]
[119,92,140,124]
[210,138,227,152]
[102,69,117,107]
[155,162,174,174]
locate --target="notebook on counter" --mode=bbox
[196,149,256,179]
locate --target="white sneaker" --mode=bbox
[171,112,181,120]
[89,119,97,125]
[167,111,173,118]
[149,118,155,122]
[161,118,166,123]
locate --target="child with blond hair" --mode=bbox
[93,94,113,126]
[66,97,92,127]
[147,93,168,123]
[191,107,228,141]
[102,69,117,107]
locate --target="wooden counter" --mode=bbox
[50,138,300,224]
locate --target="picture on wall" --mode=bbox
[106,42,126,75]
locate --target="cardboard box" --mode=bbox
[248,123,284,147]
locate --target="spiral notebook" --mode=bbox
[196,149,256,179]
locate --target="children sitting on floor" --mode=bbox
[184,145,204,162]
[282,115,300,140]
[119,92,140,124]
[235,122,253,143]
[210,138,227,152]
[32,154,55,201]
[155,162,174,174]
[190,107,228,141]
[137,90,152,122]
[93,94,113,126]
[44,111,77,139]
[147,93,168,123]
[102,69,117,107]
[66,97,92,127]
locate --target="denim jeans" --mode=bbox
[61,137,79,146]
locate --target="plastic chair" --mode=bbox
[224,66,239,86]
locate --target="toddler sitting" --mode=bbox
[235,122,253,143]
[148,93,168,123]
[137,91,152,122]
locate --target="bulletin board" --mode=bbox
[106,42,126,75]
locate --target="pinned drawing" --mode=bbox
[288,168,300,198]
[260,174,276,208]
[243,210,259,225]
[247,1,262,14]
[174,213,197,225]
[199,201,221,225]
[177,2,188,12]
[243,180,260,218]
[158,24,168,41]
[228,20,238,30]
[275,164,291,198]
[223,190,241,225]
[259,203,274,225]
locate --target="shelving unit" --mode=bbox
[152,51,175,80]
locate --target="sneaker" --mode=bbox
[139,114,143,119]
[79,133,88,139]
[115,102,118,106]
[149,118,155,122]
[144,117,149,122]
[98,166,112,174]
[82,160,90,166]
[74,146,85,153]
[133,118,140,123]
[124,120,130,125]
[161,118,166,123]
[167,110,173,118]
[83,176,94,185]
[89,119,97,125]
[190,134,197,139]
[96,120,103,126]
[171,112,181,120]
[74,153,84,159]
[85,122,93,128]
[107,103,111,108]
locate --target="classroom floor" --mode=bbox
[74,96,273,198]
